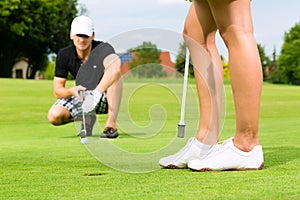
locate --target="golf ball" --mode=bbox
[81,138,88,144]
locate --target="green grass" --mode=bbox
[0,78,299,199]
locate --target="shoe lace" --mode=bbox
[208,137,234,155]
[219,137,233,145]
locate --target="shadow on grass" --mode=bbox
[60,130,175,139]
[263,146,300,169]
[59,134,299,172]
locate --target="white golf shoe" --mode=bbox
[188,137,264,172]
[159,138,218,169]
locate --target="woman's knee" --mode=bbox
[219,25,253,47]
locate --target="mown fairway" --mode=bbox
[0,78,299,199]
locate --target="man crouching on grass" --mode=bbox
[48,16,122,139]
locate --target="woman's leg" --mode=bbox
[159,1,224,168]
[188,0,263,172]
[183,0,224,145]
[207,0,263,151]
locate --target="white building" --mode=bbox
[12,57,32,79]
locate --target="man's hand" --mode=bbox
[82,89,105,113]
[73,85,86,100]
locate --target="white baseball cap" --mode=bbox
[70,16,95,38]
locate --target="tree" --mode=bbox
[221,55,230,80]
[175,42,194,78]
[175,42,231,80]
[270,22,300,85]
[257,44,272,80]
[44,56,56,80]
[44,55,74,80]
[0,0,79,78]
[127,41,165,78]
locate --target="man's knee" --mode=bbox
[48,109,59,125]
[48,107,70,125]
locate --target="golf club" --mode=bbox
[177,48,190,138]
[79,91,88,144]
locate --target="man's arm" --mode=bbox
[81,53,121,113]
[95,53,121,93]
[53,77,76,99]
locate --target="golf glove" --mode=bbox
[82,89,105,113]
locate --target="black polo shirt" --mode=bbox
[55,40,115,79]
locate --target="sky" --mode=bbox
[77,0,300,60]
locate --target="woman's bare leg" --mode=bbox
[183,1,224,145]
[207,0,263,151]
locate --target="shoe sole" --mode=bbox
[100,132,119,139]
[190,162,264,172]
[99,136,119,139]
[160,164,188,169]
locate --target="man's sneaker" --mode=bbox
[188,137,264,172]
[159,138,218,169]
[77,114,96,137]
[100,127,119,139]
